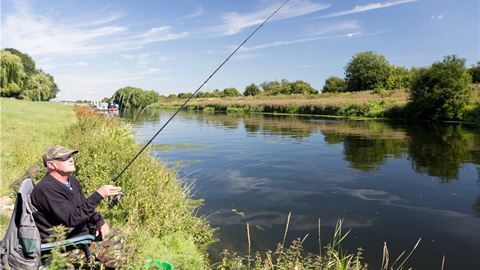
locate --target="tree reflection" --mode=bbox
[128,110,480,183]
[343,136,406,171]
[406,124,478,182]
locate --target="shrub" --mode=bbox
[410,55,472,120]
[323,76,346,93]
[386,66,413,90]
[223,87,241,97]
[345,51,391,91]
[244,83,261,96]
[469,62,480,83]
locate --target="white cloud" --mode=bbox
[238,32,363,52]
[182,5,204,19]
[138,26,188,43]
[75,61,88,66]
[322,0,418,18]
[204,0,331,36]
[431,13,445,20]
[121,54,135,59]
[1,1,187,56]
[307,20,361,36]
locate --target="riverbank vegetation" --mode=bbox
[146,53,479,122]
[0,98,214,269]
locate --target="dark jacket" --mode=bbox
[31,174,104,242]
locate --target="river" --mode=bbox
[127,110,480,269]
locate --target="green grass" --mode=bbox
[0,98,76,193]
[0,101,214,269]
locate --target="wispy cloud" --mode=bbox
[182,5,204,19]
[431,13,446,20]
[75,61,89,66]
[204,0,331,36]
[322,0,418,18]
[305,20,361,36]
[137,26,188,43]
[237,32,363,52]
[1,1,187,55]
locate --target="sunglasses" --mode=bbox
[53,155,74,162]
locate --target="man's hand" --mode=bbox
[97,185,122,198]
[96,220,110,239]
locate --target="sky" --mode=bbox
[1,0,479,101]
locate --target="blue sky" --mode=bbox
[2,0,478,101]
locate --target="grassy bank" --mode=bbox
[153,86,480,122]
[0,99,214,269]
[0,98,77,193]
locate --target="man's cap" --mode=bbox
[42,145,78,166]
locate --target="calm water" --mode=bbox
[127,111,480,269]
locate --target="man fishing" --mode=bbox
[31,145,124,267]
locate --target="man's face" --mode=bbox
[49,155,76,174]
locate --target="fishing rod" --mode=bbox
[108,0,290,208]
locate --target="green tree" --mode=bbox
[244,83,261,96]
[468,62,480,83]
[322,76,346,93]
[0,50,26,98]
[345,51,391,91]
[385,66,413,89]
[4,48,36,75]
[261,80,282,95]
[112,86,159,108]
[223,87,241,97]
[177,92,192,99]
[410,55,472,120]
[291,80,317,95]
[280,79,293,95]
[22,70,58,101]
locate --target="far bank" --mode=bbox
[151,86,480,123]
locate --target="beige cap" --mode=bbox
[42,145,78,166]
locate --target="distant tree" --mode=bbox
[195,91,208,98]
[4,48,36,75]
[468,62,480,83]
[177,92,192,99]
[411,55,472,120]
[261,80,283,95]
[345,51,391,91]
[167,94,177,99]
[291,80,317,94]
[112,86,159,108]
[322,76,346,93]
[385,66,413,90]
[101,97,111,103]
[223,87,241,97]
[209,89,223,98]
[280,79,293,95]
[143,90,160,104]
[244,83,261,96]
[0,50,26,98]
[22,70,58,101]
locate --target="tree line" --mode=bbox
[321,51,479,120]
[0,48,59,101]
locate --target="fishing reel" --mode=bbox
[108,192,124,208]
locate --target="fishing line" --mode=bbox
[108,0,290,208]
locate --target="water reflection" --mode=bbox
[128,111,480,269]
[174,112,480,180]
